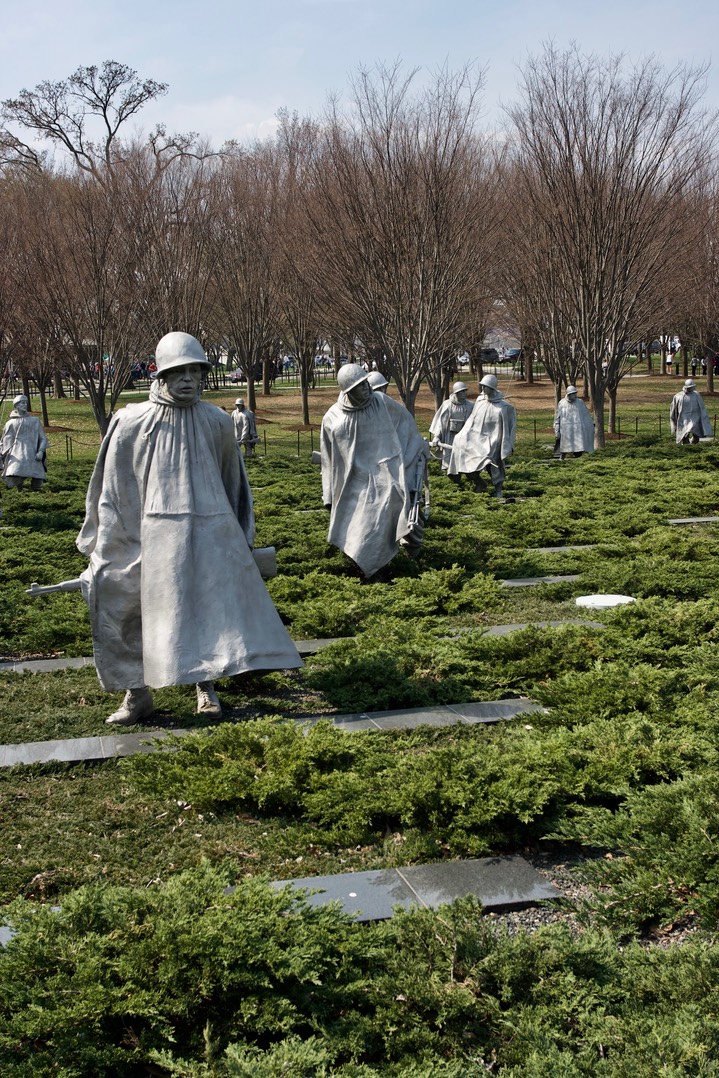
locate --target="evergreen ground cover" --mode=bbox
[3,383,719,1073]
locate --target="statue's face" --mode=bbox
[483,386,497,400]
[14,397,28,414]
[684,385,694,394]
[566,391,577,402]
[163,364,204,402]
[347,380,372,406]
[455,389,468,402]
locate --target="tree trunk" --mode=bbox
[708,357,714,395]
[681,343,689,379]
[593,393,606,449]
[53,371,67,398]
[22,375,32,404]
[526,350,534,384]
[608,386,617,434]
[660,337,667,375]
[262,355,271,396]
[73,377,81,401]
[645,341,653,373]
[299,368,311,426]
[37,382,49,427]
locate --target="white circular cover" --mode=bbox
[575,594,636,609]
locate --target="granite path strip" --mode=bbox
[0,698,545,769]
[499,574,581,588]
[0,638,342,675]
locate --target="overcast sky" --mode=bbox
[1,0,717,147]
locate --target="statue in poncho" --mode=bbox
[232,397,259,458]
[429,381,473,471]
[670,379,712,444]
[553,385,595,458]
[77,332,302,726]
[321,363,429,577]
[448,374,516,496]
[1,395,48,490]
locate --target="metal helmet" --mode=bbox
[368,371,389,389]
[235,398,245,407]
[566,384,578,396]
[684,379,696,389]
[452,381,468,394]
[337,363,370,393]
[154,332,211,376]
[479,374,498,390]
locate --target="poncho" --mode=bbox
[448,392,516,476]
[232,406,259,445]
[1,410,48,480]
[670,391,712,443]
[321,391,428,577]
[553,397,595,454]
[77,386,302,691]
[429,393,474,470]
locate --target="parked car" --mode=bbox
[505,348,523,363]
[479,348,499,364]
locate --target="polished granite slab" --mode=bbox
[0,699,545,768]
[273,855,561,921]
[0,638,342,675]
[499,574,581,588]
[667,516,719,525]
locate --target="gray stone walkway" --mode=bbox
[0,638,341,675]
[667,516,719,525]
[1,854,562,944]
[272,855,561,921]
[0,698,545,769]
[500,574,581,588]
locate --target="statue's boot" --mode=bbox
[106,687,154,726]
[196,681,222,717]
[472,473,487,493]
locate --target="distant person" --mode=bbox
[1,395,48,490]
[553,385,595,458]
[448,374,516,497]
[670,379,712,444]
[429,381,474,472]
[691,357,698,378]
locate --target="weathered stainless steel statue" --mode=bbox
[553,385,595,458]
[447,375,516,496]
[75,332,301,725]
[232,397,260,458]
[1,395,48,490]
[429,381,474,471]
[321,363,429,577]
[670,379,712,444]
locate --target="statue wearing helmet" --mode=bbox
[1,394,48,490]
[447,374,516,496]
[232,397,260,459]
[670,378,712,444]
[429,381,473,471]
[321,364,430,577]
[553,385,595,458]
[77,331,302,726]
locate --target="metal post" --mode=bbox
[297,430,301,456]
[617,415,621,439]
[659,415,662,436]
[533,418,537,444]
[311,429,314,453]
[264,430,267,455]
[635,416,638,435]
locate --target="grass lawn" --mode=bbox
[3,373,719,1075]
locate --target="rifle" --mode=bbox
[26,547,280,597]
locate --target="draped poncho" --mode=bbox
[1,410,48,481]
[448,392,516,476]
[553,397,595,454]
[670,390,712,444]
[77,387,301,690]
[320,391,428,577]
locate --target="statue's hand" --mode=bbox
[35,452,44,461]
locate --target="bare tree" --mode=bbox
[211,148,280,411]
[505,45,716,446]
[304,63,499,414]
